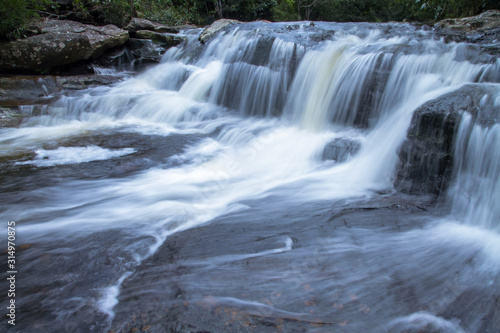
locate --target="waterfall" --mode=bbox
[2,22,498,235]
[447,94,500,231]
[1,21,500,333]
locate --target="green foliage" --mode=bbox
[320,0,391,22]
[0,0,57,40]
[131,0,204,25]
[90,0,133,27]
[389,0,499,22]
[278,0,499,23]
[272,0,299,21]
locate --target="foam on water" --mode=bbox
[387,311,466,333]
[16,146,136,166]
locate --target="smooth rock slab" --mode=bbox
[125,17,180,33]
[199,19,241,44]
[0,19,129,72]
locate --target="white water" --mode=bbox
[1,22,499,331]
[15,146,136,166]
[448,92,500,231]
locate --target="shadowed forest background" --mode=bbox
[1,0,499,40]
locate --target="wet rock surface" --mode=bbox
[107,192,498,333]
[435,10,500,44]
[436,10,500,32]
[0,131,204,192]
[395,84,498,195]
[0,107,23,127]
[322,138,361,162]
[0,75,124,106]
[133,30,185,47]
[127,38,167,65]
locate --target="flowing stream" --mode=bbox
[0,22,499,332]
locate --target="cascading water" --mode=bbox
[0,21,499,333]
[447,94,500,231]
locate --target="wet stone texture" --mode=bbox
[106,193,499,333]
[395,84,499,195]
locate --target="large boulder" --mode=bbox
[199,19,240,44]
[395,84,498,195]
[0,20,129,73]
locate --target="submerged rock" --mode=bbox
[322,138,361,162]
[0,20,129,73]
[395,84,498,195]
[134,30,185,47]
[0,75,123,106]
[199,19,240,44]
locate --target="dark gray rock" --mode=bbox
[55,75,124,90]
[435,10,500,45]
[134,30,185,47]
[0,107,24,127]
[0,76,59,105]
[395,84,498,195]
[436,10,500,32]
[0,33,93,72]
[322,138,361,162]
[125,18,180,34]
[0,20,129,73]
[127,38,167,64]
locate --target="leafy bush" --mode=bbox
[0,0,56,40]
[89,0,133,27]
[272,0,299,21]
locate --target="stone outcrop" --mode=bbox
[395,84,498,195]
[0,75,123,106]
[435,10,500,44]
[199,19,240,44]
[126,32,185,67]
[125,18,180,34]
[0,107,24,127]
[127,39,167,65]
[0,74,125,127]
[134,30,185,47]
[0,20,129,73]
[436,10,500,32]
